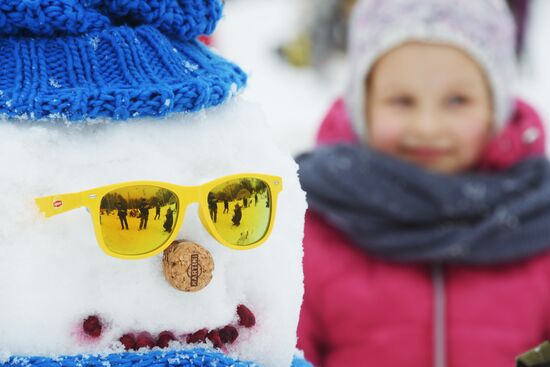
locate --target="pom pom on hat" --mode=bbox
[346,0,518,139]
[0,0,221,40]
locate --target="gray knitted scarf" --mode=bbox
[297,144,550,264]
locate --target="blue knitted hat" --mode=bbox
[1,349,312,367]
[0,0,247,121]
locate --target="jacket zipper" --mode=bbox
[433,264,446,367]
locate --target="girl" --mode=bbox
[296,1,550,366]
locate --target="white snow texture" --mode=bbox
[0,99,307,367]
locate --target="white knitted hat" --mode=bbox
[346,0,517,139]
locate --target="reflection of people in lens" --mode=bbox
[243,197,248,208]
[232,203,242,226]
[266,195,270,208]
[208,193,218,223]
[255,193,258,206]
[138,198,149,230]
[117,202,129,230]
[163,208,174,233]
[154,204,160,220]
[223,199,229,213]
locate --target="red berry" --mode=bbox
[207,329,224,349]
[157,331,176,348]
[83,316,102,338]
[119,334,136,351]
[237,305,256,328]
[198,35,213,46]
[135,332,155,349]
[219,325,238,344]
[186,328,208,344]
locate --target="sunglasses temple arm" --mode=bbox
[35,192,84,218]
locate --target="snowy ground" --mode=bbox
[216,0,550,155]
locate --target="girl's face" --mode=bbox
[366,42,493,174]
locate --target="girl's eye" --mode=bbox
[447,95,470,107]
[388,96,414,107]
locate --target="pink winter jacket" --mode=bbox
[297,99,550,367]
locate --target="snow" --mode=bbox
[0,100,307,367]
[49,78,61,89]
[89,36,100,51]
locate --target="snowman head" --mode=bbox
[0,2,306,367]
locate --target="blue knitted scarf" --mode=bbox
[297,144,550,265]
[0,349,312,367]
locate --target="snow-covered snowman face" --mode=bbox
[0,101,306,367]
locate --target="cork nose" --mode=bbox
[162,240,215,292]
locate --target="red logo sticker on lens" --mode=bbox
[53,200,63,208]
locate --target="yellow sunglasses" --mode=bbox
[35,174,282,259]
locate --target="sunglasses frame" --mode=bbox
[35,173,283,260]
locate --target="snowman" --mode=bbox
[0,1,308,367]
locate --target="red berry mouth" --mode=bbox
[83,316,102,338]
[81,304,256,351]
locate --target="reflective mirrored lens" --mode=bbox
[208,178,272,246]
[100,185,179,255]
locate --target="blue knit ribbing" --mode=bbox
[0,349,313,367]
[0,25,247,121]
[0,0,245,121]
[1,349,255,367]
[0,0,222,40]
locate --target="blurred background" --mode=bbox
[210,0,550,156]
